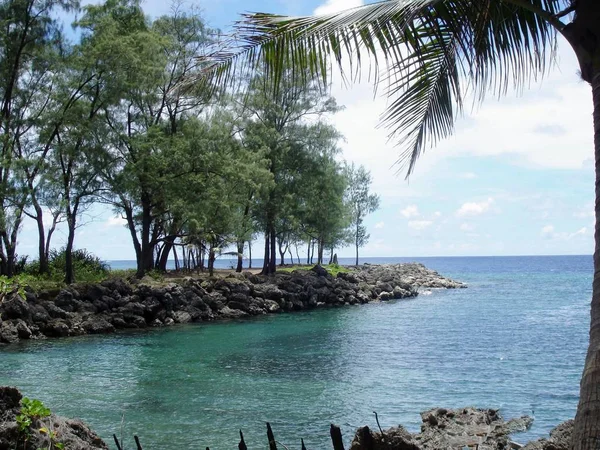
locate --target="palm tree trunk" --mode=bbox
[573,72,600,450]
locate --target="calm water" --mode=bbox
[0,256,591,448]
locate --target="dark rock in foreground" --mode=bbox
[350,407,571,450]
[0,263,464,344]
[0,386,107,450]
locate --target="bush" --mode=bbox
[23,248,109,283]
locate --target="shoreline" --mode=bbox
[0,386,572,450]
[0,263,465,345]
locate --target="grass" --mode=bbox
[277,263,351,277]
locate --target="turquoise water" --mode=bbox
[0,256,591,448]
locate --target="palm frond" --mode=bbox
[194,0,571,176]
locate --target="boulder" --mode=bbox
[81,317,115,334]
[0,321,19,344]
[0,294,31,321]
[0,386,108,450]
[172,311,192,324]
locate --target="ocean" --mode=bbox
[0,255,591,448]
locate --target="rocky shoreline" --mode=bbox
[0,386,573,450]
[0,263,464,345]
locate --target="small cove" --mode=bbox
[0,256,590,448]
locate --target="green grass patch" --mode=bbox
[277,263,351,277]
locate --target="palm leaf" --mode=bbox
[195,0,571,176]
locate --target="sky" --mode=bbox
[18,0,595,261]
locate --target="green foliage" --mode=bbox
[277,264,350,277]
[0,274,32,302]
[17,397,51,433]
[24,249,108,283]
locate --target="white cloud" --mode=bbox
[401,205,420,218]
[374,222,385,229]
[105,216,127,228]
[434,211,442,218]
[459,172,477,179]
[542,225,588,240]
[460,223,475,232]
[541,225,555,238]
[574,205,594,219]
[456,198,494,217]
[408,220,433,231]
[314,0,363,15]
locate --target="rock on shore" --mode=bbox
[350,407,572,450]
[0,386,107,450]
[0,263,464,344]
[0,388,574,450]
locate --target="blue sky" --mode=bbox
[19,0,595,260]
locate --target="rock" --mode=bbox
[311,264,329,277]
[350,425,419,450]
[15,320,32,339]
[81,318,115,334]
[42,319,71,337]
[172,311,192,324]
[0,294,31,321]
[219,306,247,319]
[522,421,573,450]
[0,321,19,343]
[1,263,463,343]
[0,386,108,450]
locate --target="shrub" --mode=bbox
[23,248,109,283]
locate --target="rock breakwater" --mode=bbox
[0,263,464,344]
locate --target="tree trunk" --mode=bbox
[306,239,311,264]
[136,193,154,278]
[248,240,252,269]
[317,238,324,265]
[208,244,216,277]
[32,200,48,275]
[64,206,78,285]
[278,239,285,266]
[573,72,600,450]
[236,241,244,273]
[355,221,360,266]
[269,226,276,274]
[261,231,270,275]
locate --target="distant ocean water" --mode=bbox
[0,255,591,448]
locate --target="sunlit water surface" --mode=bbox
[0,256,590,448]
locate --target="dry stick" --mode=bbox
[330,424,345,450]
[112,434,123,450]
[134,435,143,450]
[301,438,307,450]
[266,422,278,450]
[239,430,248,450]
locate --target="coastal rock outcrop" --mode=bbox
[0,263,464,344]
[350,407,534,450]
[0,386,107,450]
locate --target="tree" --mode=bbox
[0,0,78,276]
[345,163,379,266]
[199,1,600,447]
[240,71,340,274]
